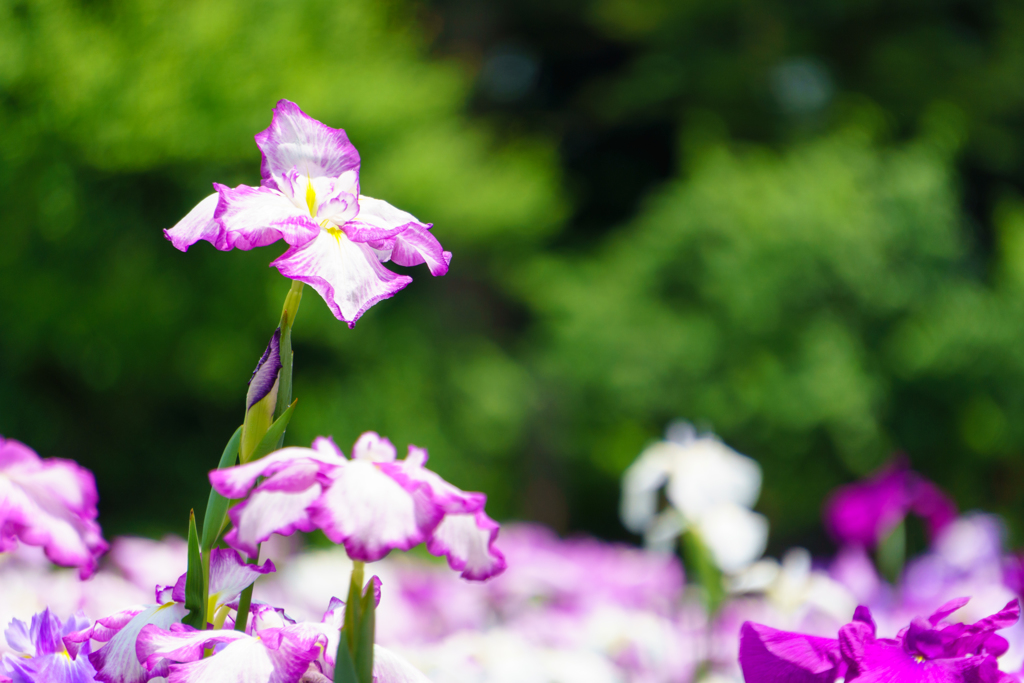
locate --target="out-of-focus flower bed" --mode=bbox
[5,510,1024,682]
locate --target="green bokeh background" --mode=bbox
[3,0,1024,554]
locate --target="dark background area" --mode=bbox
[3,0,1024,558]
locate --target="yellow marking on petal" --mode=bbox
[211,603,231,630]
[305,175,317,218]
[915,655,925,663]
[61,649,72,660]
[326,226,344,240]
[156,602,176,612]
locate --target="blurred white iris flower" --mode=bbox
[620,423,768,574]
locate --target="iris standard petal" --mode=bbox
[350,432,397,463]
[164,193,225,252]
[270,229,412,328]
[170,548,275,609]
[256,99,361,192]
[214,183,320,250]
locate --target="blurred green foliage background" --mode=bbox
[3,0,1024,553]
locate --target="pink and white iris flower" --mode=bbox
[0,435,108,579]
[135,591,429,683]
[75,549,274,683]
[136,622,322,683]
[165,100,450,327]
[209,432,506,580]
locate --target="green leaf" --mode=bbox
[877,519,906,584]
[682,529,725,615]
[343,563,364,652]
[355,580,376,683]
[274,281,302,427]
[182,510,206,630]
[201,425,242,552]
[333,627,359,683]
[249,400,297,463]
[233,562,256,633]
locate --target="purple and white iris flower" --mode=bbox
[739,597,1021,683]
[824,458,957,550]
[1,609,96,683]
[165,100,450,327]
[209,432,506,580]
[134,589,427,683]
[135,621,322,683]
[75,549,273,683]
[0,435,108,579]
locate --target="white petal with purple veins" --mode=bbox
[164,193,223,252]
[88,602,186,683]
[389,224,451,276]
[214,184,320,250]
[389,446,485,514]
[138,624,322,683]
[208,447,340,499]
[224,482,322,557]
[309,460,441,561]
[270,229,412,328]
[256,100,361,191]
[0,436,108,579]
[136,626,248,672]
[426,511,506,581]
[169,549,274,609]
[342,196,426,243]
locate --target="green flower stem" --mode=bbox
[335,561,374,683]
[232,280,303,633]
[351,561,365,601]
[877,519,906,584]
[681,529,725,616]
[233,551,259,633]
[276,281,303,424]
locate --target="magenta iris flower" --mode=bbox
[0,435,108,579]
[0,609,97,683]
[165,100,450,327]
[739,597,1021,683]
[208,432,506,580]
[824,458,957,548]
